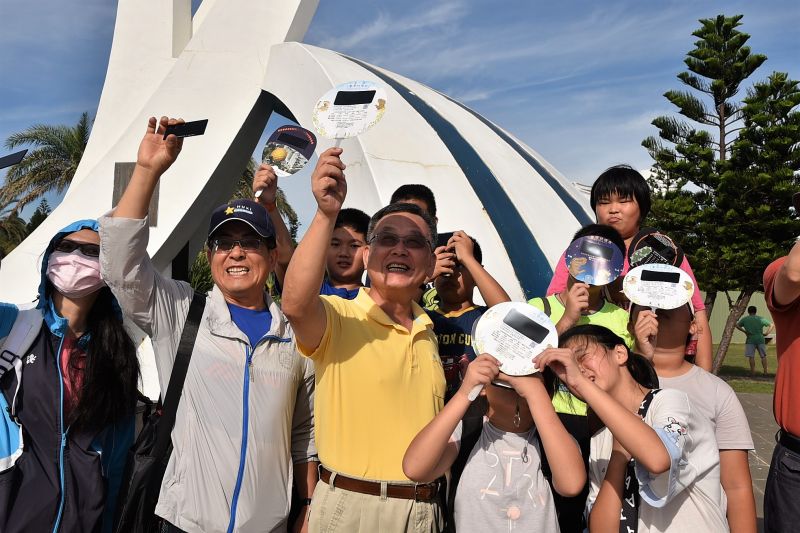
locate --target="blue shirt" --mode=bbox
[320,279,360,300]
[227,303,273,347]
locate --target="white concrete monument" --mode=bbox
[0,0,593,396]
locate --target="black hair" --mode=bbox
[390,184,437,218]
[748,306,757,314]
[471,238,483,264]
[335,208,371,238]
[367,203,437,249]
[559,324,658,389]
[589,165,651,223]
[61,286,140,432]
[572,223,625,256]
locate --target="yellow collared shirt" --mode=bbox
[298,288,446,481]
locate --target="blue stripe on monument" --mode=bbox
[439,95,594,226]
[343,55,552,298]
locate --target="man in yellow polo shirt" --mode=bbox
[282,147,446,533]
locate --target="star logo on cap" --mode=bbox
[225,207,235,215]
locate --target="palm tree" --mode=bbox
[1,112,91,214]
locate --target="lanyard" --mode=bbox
[619,389,660,533]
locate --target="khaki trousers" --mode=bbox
[309,471,443,533]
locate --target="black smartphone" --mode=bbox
[502,309,549,343]
[0,149,27,170]
[163,119,208,139]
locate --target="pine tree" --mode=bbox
[643,14,767,317]
[26,198,51,233]
[710,72,800,371]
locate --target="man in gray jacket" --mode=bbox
[100,116,316,533]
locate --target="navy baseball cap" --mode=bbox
[208,199,276,244]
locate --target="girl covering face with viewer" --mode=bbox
[403,354,586,532]
[535,325,727,532]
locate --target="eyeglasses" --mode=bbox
[210,238,265,253]
[54,239,100,258]
[368,232,432,251]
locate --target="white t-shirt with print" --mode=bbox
[659,365,754,451]
[586,388,728,532]
[451,419,560,532]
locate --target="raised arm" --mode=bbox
[448,231,510,307]
[100,117,193,340]
[403,354,500,482]
[773,242,800,306]
[252,164,295,287]
[281,148,346,350]
[113,116,183,219]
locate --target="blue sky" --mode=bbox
[1,0,798,226]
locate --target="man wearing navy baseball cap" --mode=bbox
[100,117,317,533]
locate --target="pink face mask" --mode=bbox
[46,250,106,298]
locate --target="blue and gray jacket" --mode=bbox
[0,219,134,533]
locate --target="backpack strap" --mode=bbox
[619,388,661,532]
[0,303,44,417]
[151,292,206,459]
[532,296,551,318]
[0,303,42,381]
[0,303,42,472]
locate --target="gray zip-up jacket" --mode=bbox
[99,215,315,533]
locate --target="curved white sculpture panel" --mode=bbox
[262,43,594,300]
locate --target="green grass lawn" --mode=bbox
[715,343,777,394]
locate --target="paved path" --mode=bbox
[737,392,776,533]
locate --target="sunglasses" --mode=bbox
[54,239,100,258]
[368,232,432,251]
[210,237,265,253]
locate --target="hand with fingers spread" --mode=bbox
[311,147,347,218]
[633,309,659,360]
[432,245,457,279]
[136,116,184,175]
[563,282,590,325]
[457,354,501,399]
[534,347,587,391]
[253,163,279,208]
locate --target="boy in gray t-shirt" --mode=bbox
[632,303,756,531]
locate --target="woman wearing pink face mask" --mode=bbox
[0,219,139,533]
